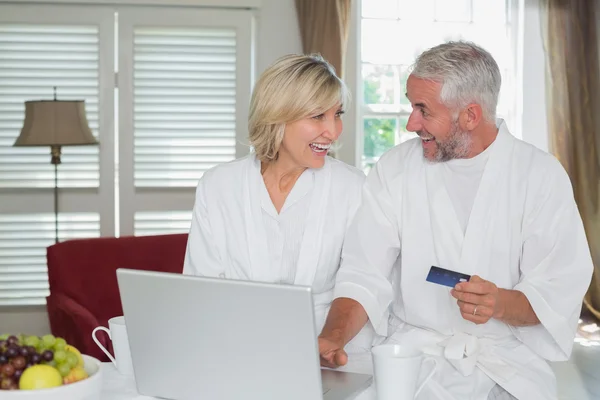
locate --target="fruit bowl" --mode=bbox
[2,354,103,399]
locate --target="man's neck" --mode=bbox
[467,121,499,158]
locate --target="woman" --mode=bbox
[183,54,373,351]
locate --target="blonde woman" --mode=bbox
[183,54,374,352]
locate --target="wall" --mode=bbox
[0,0,302,336]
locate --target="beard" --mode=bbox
[420,120,472,162]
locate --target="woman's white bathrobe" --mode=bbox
[183,153,375,351]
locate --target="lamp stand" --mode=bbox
[50,145,62,244]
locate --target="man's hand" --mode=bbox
[451,275,503,324]
[318,336,347,368]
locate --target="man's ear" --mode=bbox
[458,103,483,130]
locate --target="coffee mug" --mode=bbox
[372,344,438,400]
[92,316,134,375]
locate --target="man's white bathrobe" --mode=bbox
[334,120,594,399]
[183,153,374,351]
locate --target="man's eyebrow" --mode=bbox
[405,93,426,108]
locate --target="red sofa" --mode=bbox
[46,233,188,362]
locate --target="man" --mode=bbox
[318,41,593,400]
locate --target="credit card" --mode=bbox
[426,266,471,288]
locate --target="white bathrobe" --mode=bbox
[334,120,594,399]
[183,153,375,351]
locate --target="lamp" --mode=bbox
[13,87,98,244]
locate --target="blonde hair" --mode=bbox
[248,54,349,162]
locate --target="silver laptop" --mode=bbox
[116,268,372,400]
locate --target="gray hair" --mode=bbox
[410,41,501,123]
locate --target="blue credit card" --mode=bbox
[426,266,471,288]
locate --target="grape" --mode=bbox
[0,334,8,341]
[26,346,36,355]
[57,363,71,377]
[42,350,53,362]
[54,349,67,363]
[18,347,29,358]
[43,360,57,368]
[0,355,7,365]
[65,352,78,368]
[0,340,6,349]
[23,335,39,348]
[0,363,15,377]
[5,347,17,359]
[54,337,67,351]
[30,353,41,364]
[13,368,23,381]
[6,336,18,346]
[25,363,33,369]
[0,377,12,390]
[41,334,56,348]
[11,356,26,370]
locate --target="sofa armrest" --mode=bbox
[46,292,111,362]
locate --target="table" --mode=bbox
[99,352,376,400]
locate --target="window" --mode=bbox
[0,4,254,305]
[116,7,253,236]
[359,0,519,173]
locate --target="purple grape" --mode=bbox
[6,336,18,346]
[26,346,36,354]
[13,369,23,380]
[18,347,29,357]
[11,356,26,370]
[0,363,14,377]
[41,350,53,362]
[25,363,33,369]
[0,354,7,365]
[30,353,41,364]
[5,347,17,358]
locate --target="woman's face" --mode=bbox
[277,104,344,170]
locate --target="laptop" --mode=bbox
[116,268,372,400]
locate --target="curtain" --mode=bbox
[540,0,600,319]
[294,0,352,78]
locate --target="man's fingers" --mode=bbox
[460,311,489,325]
[320,349,346,368]
[334,349,348,366]
[457,300,493,318]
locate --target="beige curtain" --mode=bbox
[294,0,352,78]
[541,0,600,319]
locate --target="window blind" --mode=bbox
[0,213,100,306]
[133,27,237,188]
[0,24,100,188]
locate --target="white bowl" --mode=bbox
[2,354,103,400]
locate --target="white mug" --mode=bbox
[92,316,134,375]
[372,344,438,400]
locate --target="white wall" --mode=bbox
[0,0,302,337]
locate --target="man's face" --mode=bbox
[405,75,471,162]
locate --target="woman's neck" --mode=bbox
[261,157,306,194]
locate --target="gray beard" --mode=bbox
[426,121,472,162]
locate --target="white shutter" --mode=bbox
[0,24,100,187]
[0,4,115,305]
[0,213,99,306]
[118,7,253,236]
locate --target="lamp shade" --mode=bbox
[13,100,98,147]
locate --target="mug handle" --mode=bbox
[414,357,438,398]
[92,326,116,366]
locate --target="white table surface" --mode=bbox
[99,351,377,400]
